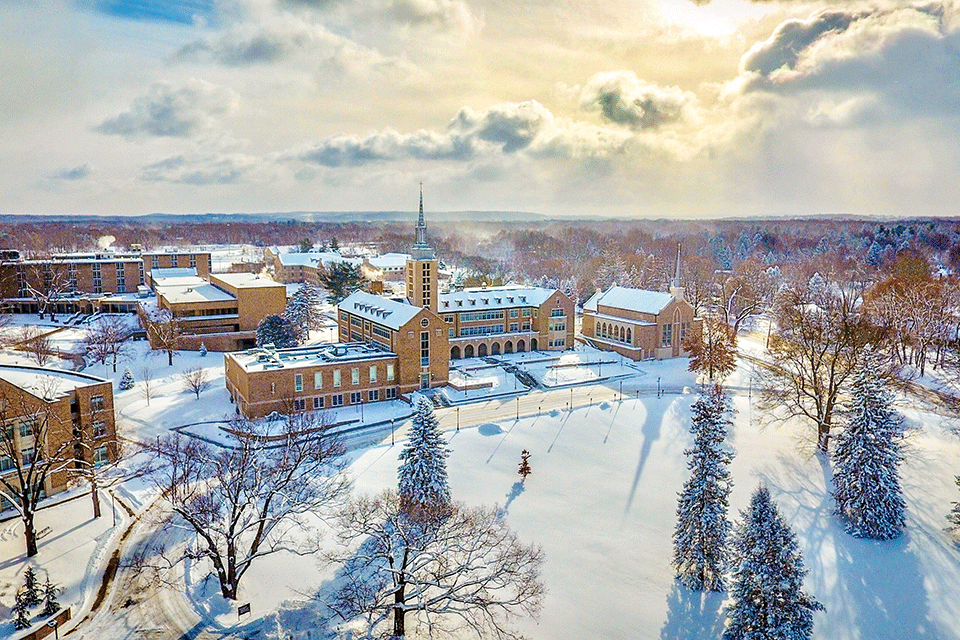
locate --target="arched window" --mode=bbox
[626,328,632,343]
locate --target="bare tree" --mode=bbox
[0,381,77,557]
[69,407,123,520]
[145,309,181,366]
[684,316,737,382]
[25,262,71,321]
[180,366,210,400]
[761,269,879,453]
[146,414,347,600]
[139,362,156,405]
[83,315,132,374]
[328,490,544,639]
[16,326,53,366]
[711,259,777,334]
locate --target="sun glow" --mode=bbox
[657,0,778,38]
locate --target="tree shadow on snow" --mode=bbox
[658,581,726,640]
[499,481,525,517]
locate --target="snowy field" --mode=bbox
[2,314,960,639]
[165,358,960,640]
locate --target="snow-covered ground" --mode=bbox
[3,313,960,640]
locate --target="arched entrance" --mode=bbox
[451,345,461,360]
[478,343,488,357]
[517,339,526,352]
[491,342,501,356]
[504,340,513,354]
[464,344,475,358]
[531,338,538,351]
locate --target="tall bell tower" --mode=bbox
[406,183,438,313]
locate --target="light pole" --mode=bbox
[569,387,573,410]
[390,419,395,446]
[657,376,661,398]
[516,396,520,421]
[619,380,623,402]
[46,620,58,640]
[112,492,116,527]
[456,407,460,432]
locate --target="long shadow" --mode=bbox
[603,402,621,443]
[625,400,668,515]
[547,410,572,453]
[499,481,525,517]
[658,581,726,640]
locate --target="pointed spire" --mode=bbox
[418,181,424,229]
[415,181,428,248]
[673,243,682,289]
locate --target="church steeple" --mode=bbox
[415,181,428,249]
[670,243,685,300]
[406,183,438,312]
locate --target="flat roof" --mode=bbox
[212,273,286,289]
[367,253,411,269]
[0,364,108,400]
[152,267,197,280]
[155,276,236,304]
[230,341,396,372]
[277,251,362,268]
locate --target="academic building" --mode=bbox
[224,189,572,418]
[0,249,212,315]
[143,270,287,352]
[0,365,118,508]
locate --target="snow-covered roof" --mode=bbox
[230,341,395,372]
[439,286,556,312]
[339,291,423,330]
[151,267,197,281]
[583,286,674,315]
[157,281,236,304]
[366,253,410,269]
[212,272,285,290]
[0,364,109,400]
[277,251,362,269]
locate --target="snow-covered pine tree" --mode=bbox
[22,566,41,607]
[199,342,208,357]
[723,485,823,640]
[672,384,734,591]
[398,397,451,521]
[284,283,324,343]
[40,576,60,617]
[832,347,906,540]
[255,314,299,348]
[12,589,30,630]
[118,366,135,391]
[949,476,960,531]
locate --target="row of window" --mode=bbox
[292,364,396,393]
[459,310,505,322]
[290,387,399,411]
[459,324,504,337]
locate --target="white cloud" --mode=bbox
[96,79,238,138]
[579,71,698,129]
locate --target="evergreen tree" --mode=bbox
[398,397,451,520]
[832,348,906,540]
[255,314,299,348]
[40,576,60,617]
[320,261,365,304]
[949,476,960,531]
[118,366,135,391]
[672,384,734,591]
[22,566,41,607]
[199,342,208,357]
[518,449,532,481]
[723,485,823,640]
[12,589,30,630]
[284,283,324,342]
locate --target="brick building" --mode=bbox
[145,270,287,351]
[0,365,117,508]
[264,248,362,286]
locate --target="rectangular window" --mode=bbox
[295,374,303,392]
[387,364,395,381]
[681,322,690,342]
[444,315,454,323]
[94,445,110,467]
[91,395,104,412]
[351,368,360,385]
[421,331,430,367]
[18,420,33,438]
[522,308,531,317]
[350,392,362,404]
[510,323,518,332]
[293,398,306,411]
[510,309,519,318]
[372,325,391,340]
[314,396,324,409]
[522,322,530,331]
[333,370,341,387]
[459,310,505,322]
[331,394,343,407]
[662,323,673,347]
[369,366,377,383]
[21,447,35,465]
[92,421,106,438]
[386,388,397,400]
[0,456,13,472]
[368,389,379,402]
[449,328,455,338]
[550,308,565,317]
[458,324,504,337]
[314,371,323,389]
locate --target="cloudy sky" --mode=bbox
[2,0,958,218]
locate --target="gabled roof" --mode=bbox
[277,251,362,268]
[366,253,411,269]
[439,286,556,312]
[583,286,674,315]
[339,291,424,330]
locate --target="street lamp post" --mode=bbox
[390,419,395,446]
[619,380,623,402]
[657,376,661,398]
[516,396,519,421]
[456,407,460,432]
